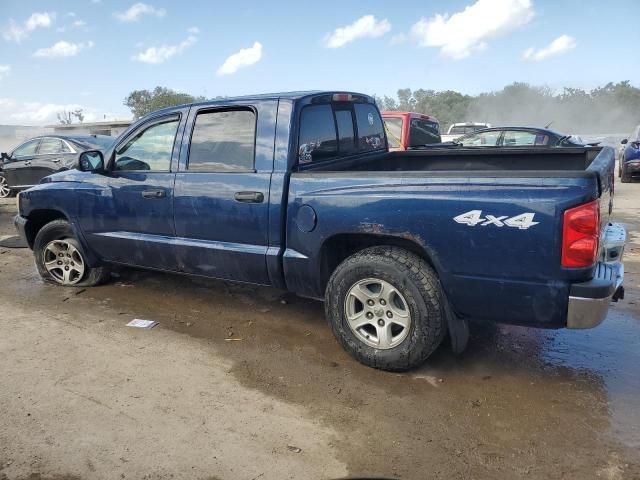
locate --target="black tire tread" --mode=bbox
[34,219,110,287]
[325,246,445,371]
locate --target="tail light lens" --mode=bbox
[561,200,600,268]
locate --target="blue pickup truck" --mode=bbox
[14,91,625,371]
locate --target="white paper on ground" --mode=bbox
[126,319,158,329]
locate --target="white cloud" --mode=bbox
[132,35,196,64]
[217,41,262,76]
[323,15,391,48]
[0,98,103,125]
[410,0,534,59]
[73,20,87,28]
[33,40,94,58]
[188,26,200,34]
[522,34,577,62]
[0,65,11,81]
[25,12,56,30]
[3,11,56,43]
[114,3,166,23]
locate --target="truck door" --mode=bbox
[173,103,273,284]
[80,112,185,271]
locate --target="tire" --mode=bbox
[325,246,446,371]
[34,219,110,287]
[621,165,631,183]
[0,173,12,198]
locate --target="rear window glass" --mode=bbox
[298,105,338,164]
[188,109,256,172]
[335,109,356,154]
[354,103,385,152]
[298,102,385,164]
[409,119,441,146]
[384,117,403,148]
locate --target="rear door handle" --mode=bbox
[141,188,166,199]
[52,158,61,163]
[234,191,264,203]
[24,161,31,166]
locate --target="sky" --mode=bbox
[0,0,638,125]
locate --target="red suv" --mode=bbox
[382,111,441,151]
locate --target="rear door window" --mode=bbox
[188,109,256,172]
[38,138,64,154]
[354,103,385,152]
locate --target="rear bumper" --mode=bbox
[625,161,640,173]
[566,223,625,329]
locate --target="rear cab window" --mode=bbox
[408,118,441,146]
[298,100,386,165]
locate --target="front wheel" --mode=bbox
[0,174,12,198]
[621,165,631,183]
[325,246,446,371]
[34,219,110,287]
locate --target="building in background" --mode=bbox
[46,120,132,137]
[0,120,132,153]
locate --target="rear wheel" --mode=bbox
[0,174,12,198]
[325,246,446,371]
[34,219,110,287]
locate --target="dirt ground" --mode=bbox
[0,178,639,480]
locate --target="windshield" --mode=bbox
[384,117,403,148]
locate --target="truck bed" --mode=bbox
[303,146,605,174]
[285,146,616,327]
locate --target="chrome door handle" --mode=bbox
[141,189,166,199]
[234,191,264,203]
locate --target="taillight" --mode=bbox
[561,200,600,268]
[332,93,353,102]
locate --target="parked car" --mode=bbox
[14,91,624,371]
[454,126,587,147]
[0,135,114,195]
[441,122,491,142]
[618,125,640,182]
[382,111,441,150]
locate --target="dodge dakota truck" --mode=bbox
[14,91,625,371]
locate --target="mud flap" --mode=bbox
[444,299,469,355]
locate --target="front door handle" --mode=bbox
[141,188,166,199]
[234,191,264,203]
[24,161,31,166]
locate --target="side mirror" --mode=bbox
[0,152,9,161]
[621,138,628,145]
[79,150,105,172]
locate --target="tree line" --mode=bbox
[375,81,640,134]
[120,81,640,134]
